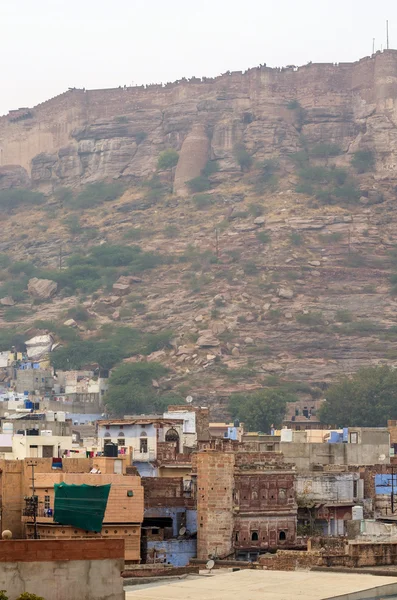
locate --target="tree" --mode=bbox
[319,366,397,427]
[234,143,253,171]
[157,149,179,171]
[229,389,289,433]
[105,362,168,415]
[351,150,375,174]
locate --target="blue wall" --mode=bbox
[144,507,197,536]
[375,474,397,495]
[147,539,196,566]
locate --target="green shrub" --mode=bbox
[0,254,11,268]
[157,149,179,171]
[232,210,249,219]
[71,182,124,209]
[164,224,179,238]
[337,320,379,335]
[0,189,44,211]
[287,99,301,110]
[310,143,342,158]
[135,131,147,144]
[66,305,90,321]
[9,261,36,276]
[289,151,309,168]
[3,307,28,322]
[115,115,128,123]
[201,161,219,176]
[248,203,264,217]
[298,166,331,183]
[16,593,44,600]
[254,159,279,192]
[0,591,7,600]
[54,187,73,203]
[243,261,258,275]
[295,182,314,195]
[192,193,213,209]
[296,311,324,325]
[123,228,145,240]
[62,214,82,235]
[187,176,211,193]
[290,231,303,246]
[256,231,271,244]
[234,143,253,171]
[335,309,353,323]
[351,150,375,173]
[332,183,360,203]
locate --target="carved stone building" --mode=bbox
[195,450,297,561]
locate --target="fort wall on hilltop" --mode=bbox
[1,50,397,174]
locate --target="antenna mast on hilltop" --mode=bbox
[373,38,375,55]
[387,20,390,50]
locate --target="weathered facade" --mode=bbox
[196,450,297,561]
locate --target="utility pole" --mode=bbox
[392,466,395,514]
[373,38,375,55]
[387,20,390,50]
[27,460,38,539]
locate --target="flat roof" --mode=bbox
[125,569,397,600]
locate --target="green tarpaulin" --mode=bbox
[54,483,111,533]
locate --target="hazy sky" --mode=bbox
[1,0,397,115]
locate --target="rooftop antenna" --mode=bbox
[387,20,390,50]
[373,38,375,55]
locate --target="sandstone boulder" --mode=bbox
[277,287,294,300]
[197,332,220,348]
[112,283,130,296]
[0,165,31,190]
[0,297,15,306]
[63,319,77,328]
[27,277,57,299]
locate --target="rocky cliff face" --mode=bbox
[2,50,397,192]
[1,52,397,417]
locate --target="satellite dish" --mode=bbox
[379,454,386,462]
[179,526,186,536]
[206,559,215,572]
[186,395,193,404]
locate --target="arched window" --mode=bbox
[104,432,111,444]
[165,428,180,453]
[279,531,286,542]
[251,531,259,542]
[117,432,125,447]
[140,432,148,453]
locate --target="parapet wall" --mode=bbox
[0,539,124,600]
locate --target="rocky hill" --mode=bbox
[1,51,397,417]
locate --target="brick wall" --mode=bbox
[25,525,140,562]
[142,477,186,507]
[0,538,124,561]
[196,451,235,560]
[259,549,323,570]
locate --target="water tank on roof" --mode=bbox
[104,443,118,458]
[46,411,55,422]
[56,411,66,422]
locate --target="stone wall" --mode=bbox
[196,450,235,559]
[3,51,397,190]
[0,539,124,600]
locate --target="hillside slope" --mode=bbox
[1,52,397,416]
